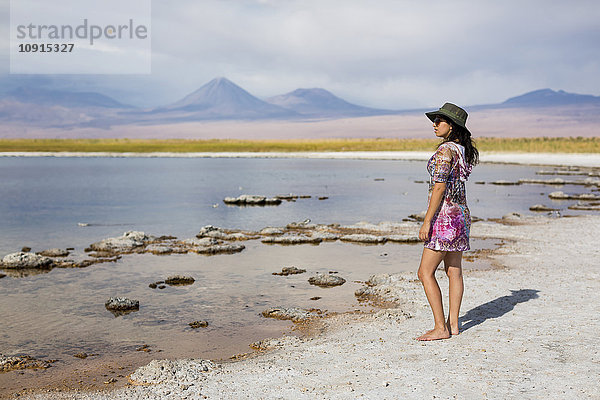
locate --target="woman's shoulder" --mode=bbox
[439,142,464,157]
[434,142,458,157]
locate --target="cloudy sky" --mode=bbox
[1,0,599,108]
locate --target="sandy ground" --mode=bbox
[24,214,600,400]
[1,106,599,139]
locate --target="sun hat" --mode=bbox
[425,103,471,135]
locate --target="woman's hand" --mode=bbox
[419,221,431,241]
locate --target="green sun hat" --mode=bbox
[425,102,471,135]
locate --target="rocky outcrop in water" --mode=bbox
[0,252,54,269]
[568,202,600,211]
[165,275,195,285]
[261,235,322,245]
[195,225,258,241]
[224,195,282,206]
[340,234,387,244]
[189,320,209,328]
[105,297,139,314]
[87,231,153,253]
[308,273,346,287]
[37,248,70,257]
[194,243,246,254]
[272,266,306,276]
[549,191,600,200]
[0,354,51,372]
[529,204,559,212]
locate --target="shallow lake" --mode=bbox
[0,156,595,393]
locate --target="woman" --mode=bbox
[416,102,479,341]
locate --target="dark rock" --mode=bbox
[223,195,282,206]
[0,354,51,372]
[308,273,346,287]
[490,180,520,185]
[73,352,88,359]
[261,236,322,245]
[272,267,307,276]
[136,344,151,352]
[105,297,139,312]
[318,196,329,200]
[189,320,209,328]
[529,204,559,212]
[0,273,5,279]
[408,211,426,221]
[158,285,166,289]
[276,194,299,201]
[88,251,118,258]
[165,275,195,285]
[149,283,157,289]
[310,296,321,300]
[37,248,70,257]
[21,247,32,252]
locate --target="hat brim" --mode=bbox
[425,110,471,135]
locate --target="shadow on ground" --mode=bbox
[460,289,540,332]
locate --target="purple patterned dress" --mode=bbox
[424,142,472,252]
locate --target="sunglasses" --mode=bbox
[433,117,448,126]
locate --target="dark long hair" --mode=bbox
[440,122,479,166]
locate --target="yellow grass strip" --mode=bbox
[0,137,599,153]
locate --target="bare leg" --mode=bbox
[444,251,463,335]
[416,248,450,341]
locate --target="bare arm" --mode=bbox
[419,181,446,241]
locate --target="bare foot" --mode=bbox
[446,319,460,335]
[416,327,451,341]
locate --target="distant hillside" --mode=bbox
[502,88,600,107]
[152,77,294,120]
[266,88,396,117]
[6,87,132,109]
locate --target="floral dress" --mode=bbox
[424,142,472,252]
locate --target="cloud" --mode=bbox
[1,0,599,108]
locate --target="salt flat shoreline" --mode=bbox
[1,151,600,167]
[27,214,600,399]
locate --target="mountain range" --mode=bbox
[1,77,599,128]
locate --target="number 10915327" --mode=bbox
[18,43,74,52]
